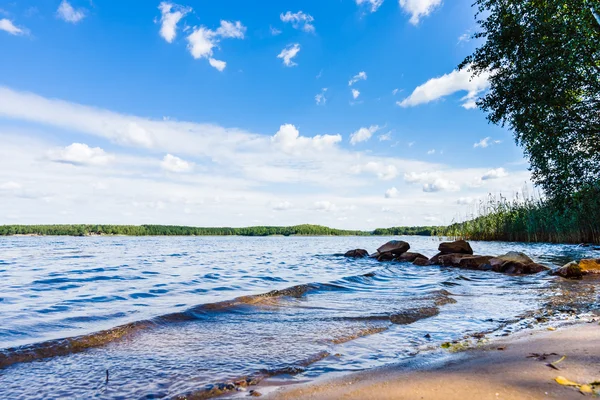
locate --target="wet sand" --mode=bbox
[264,323,600,400]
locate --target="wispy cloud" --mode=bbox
[356,0,384,13]
[277,43,301,67]
[280,11,315,33]
[350,125,379,145]
[349,71,367,86]
[56,0,86,24]
[474,137,501,148]
[315,88,327,105]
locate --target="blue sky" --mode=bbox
[0,0,531,228]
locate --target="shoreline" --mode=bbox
[261,321,600,399]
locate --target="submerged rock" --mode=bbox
[438,240,473,255]
[344,249,369,258]
[412,257,430,266]
[552,259,600,279]
[389,306,439,325]
[457,255,494,270]
[395,252,427,263]
[377,240,410,256]
[376,252,396,262]
[436,253,474,267]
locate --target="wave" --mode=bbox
[0,272,457,370]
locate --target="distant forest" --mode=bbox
[0,224,441,237]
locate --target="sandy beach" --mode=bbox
[264,323,600,400]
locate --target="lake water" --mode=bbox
[0,236,598,399]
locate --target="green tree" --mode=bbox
[460,0,600,202]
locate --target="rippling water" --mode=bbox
[0,236,597,399]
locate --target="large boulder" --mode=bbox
[490,252,549,274]
[396,252,428,263]
[552,259,600,279]
[438,240,473,255]
[344,249,369,258]
[377,240,410,256]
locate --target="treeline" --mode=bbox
[372,226,441,236]
[0,224,448,237]
[0,224,372,237]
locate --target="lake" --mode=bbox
[0,236,597,399]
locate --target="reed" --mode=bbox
[442,184,600,244]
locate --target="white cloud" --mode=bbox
[0,86,533,227]
[277,43,301,67]
[423,179,460,192]
[399,0,442,25]
[270,26,282,36]
[473,137,502,148]
[427,149,435,155]
[404,172,460,192]
[350,125,379,145]
[271,201,292,211]
[348,71,367,86]
[398,67,490,109]
[0,18,26,35]
[356,0,385,13]
[351,89,360,100]
[186,20,246,70]
[208,58,226,72]
[158,2,191,43]
[351,161,397,180]
[161,154,194,172]
[313,201,337,212]
[481,168,507,180]
[457,31,470,44]
[56,0,86,24]
[315,88,327,105]
[378,132,392,141]
[392,88,399,95]
[280,11,315,33]
[215,20,246,38]
[457,197,475,205]
[271,124,342,153]
[49,143,114,166]
[385,187,399,198]
[0,181,21,190]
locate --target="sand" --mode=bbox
[263,323,600,400]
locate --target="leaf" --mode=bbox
[555,376,579,387]
[579,385,593,394]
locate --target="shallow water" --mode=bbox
[0,236,597,399]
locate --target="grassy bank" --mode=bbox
[441,185,600,244]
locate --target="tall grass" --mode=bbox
[442,184,600,244]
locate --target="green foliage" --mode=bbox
[461,0,600,201]
[372,226,442,236]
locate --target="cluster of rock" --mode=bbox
[344,239,600,278]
